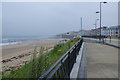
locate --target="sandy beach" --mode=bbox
[2,39,65,73]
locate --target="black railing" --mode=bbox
[82,35,107,38]
[38,38,83,80]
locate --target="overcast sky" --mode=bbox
[2,2,118,37]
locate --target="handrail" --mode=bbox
[38,38,83,80]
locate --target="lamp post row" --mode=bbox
[93,19,99,36]
[96,2,107,41]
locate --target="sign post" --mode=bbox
[81,17,82,38]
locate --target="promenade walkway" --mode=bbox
[86,42,118,78]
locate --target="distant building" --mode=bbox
[91,25,120,38]
[101,26,107,36]
[91,26,107,36]
[103,25,120,37]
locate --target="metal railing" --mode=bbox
[82,35,107,39]
[38,38,83,80]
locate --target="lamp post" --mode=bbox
[96,2,107,41]
[93,19,99,37]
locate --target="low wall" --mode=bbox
[70,42,87,79]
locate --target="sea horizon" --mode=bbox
[1,35,55,46]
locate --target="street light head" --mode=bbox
[96,11,100,13]
[103,2,107,3]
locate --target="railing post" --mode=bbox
[68,51,70,80]
[74,45,77,63]
[60,59,64,78]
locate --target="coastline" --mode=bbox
[2,39,66,73]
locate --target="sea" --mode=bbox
[1,36,53,46]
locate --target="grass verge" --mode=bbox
[2,38,80,79]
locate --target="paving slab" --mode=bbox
[86,42,118,78]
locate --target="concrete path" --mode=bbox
[86,42,118,78]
